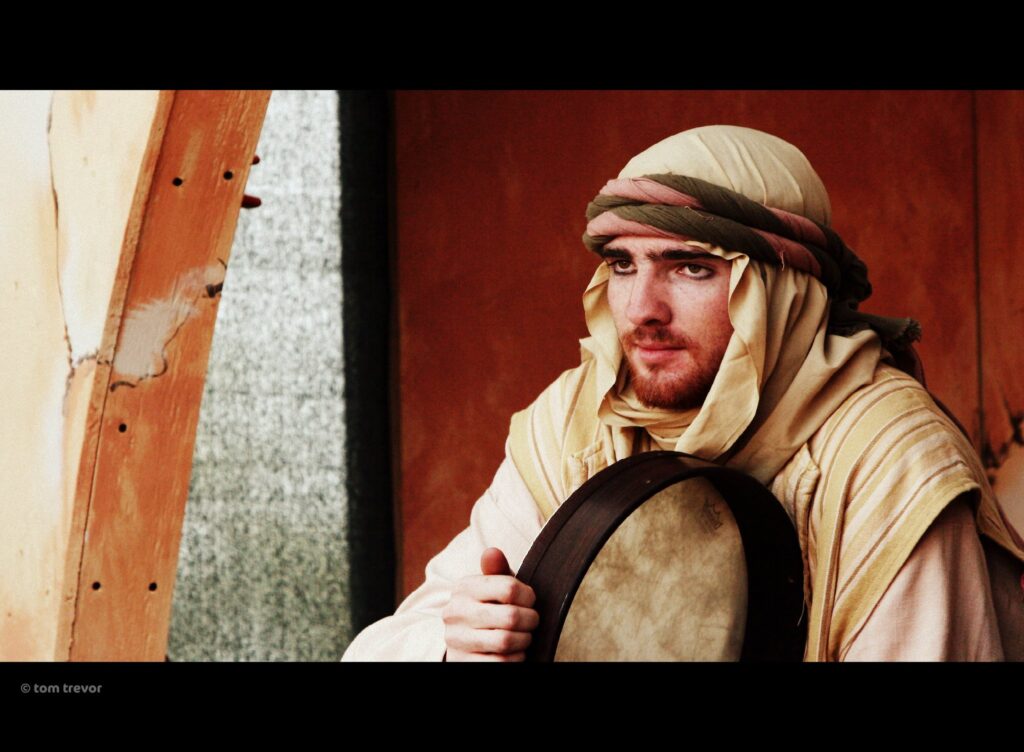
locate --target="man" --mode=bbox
[342,125,1020,662]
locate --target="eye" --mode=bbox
[679,263,713,279]
[606,258,635,275]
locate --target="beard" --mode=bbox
[621,326,724,411]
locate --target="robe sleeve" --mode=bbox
[340,448,545,662]
[841,495,1004,661]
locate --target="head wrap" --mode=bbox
[584,126,921,351]
[573,124,902,484]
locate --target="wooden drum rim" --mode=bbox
[516,451,806,662]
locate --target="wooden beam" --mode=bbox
[60,91,271,661]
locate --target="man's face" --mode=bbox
[603,236,734,410]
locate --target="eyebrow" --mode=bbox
[600,246,722,262]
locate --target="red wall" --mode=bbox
[393,90,994,598]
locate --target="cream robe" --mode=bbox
[341,445,1004,662]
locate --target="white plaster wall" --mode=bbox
[0,91,66,659]
[0,90,160,660]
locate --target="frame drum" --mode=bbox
[516,451,805,661]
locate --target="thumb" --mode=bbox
[479,547,512,577]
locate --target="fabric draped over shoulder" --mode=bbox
[507,124,1023,660]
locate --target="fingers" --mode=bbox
[444,622,533,656]
[480,547,512,577]
[442,558,540,662]
[443,593,539,631]
[469,601,540,632]
[455,573,536,608]
[446,648,527,662]
[442,601,537,657]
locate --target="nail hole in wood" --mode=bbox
[223,170,234,180]
[172,177,183,186]
[149,582,158,592]
[118,423,127,433]
[92,582,101,591]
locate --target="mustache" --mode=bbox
[623,326,691,349]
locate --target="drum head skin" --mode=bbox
[516,451,805,662]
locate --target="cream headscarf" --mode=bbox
[511,125,886,518]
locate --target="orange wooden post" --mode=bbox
[56,91,271,661]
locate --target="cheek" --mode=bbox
[712,285,735,348]
[687,279,733,349]
[712,283,734,337]
[605,280,629,327]
[714,316,735,356]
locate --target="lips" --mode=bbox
[624,327,690,365]
[632,342,686,365]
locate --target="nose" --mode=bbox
[625,268,672,327]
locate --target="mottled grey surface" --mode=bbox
[168,91,348,661]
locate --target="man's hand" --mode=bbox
[442,547,539,662]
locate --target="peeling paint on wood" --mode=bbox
[110,263,226,389]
